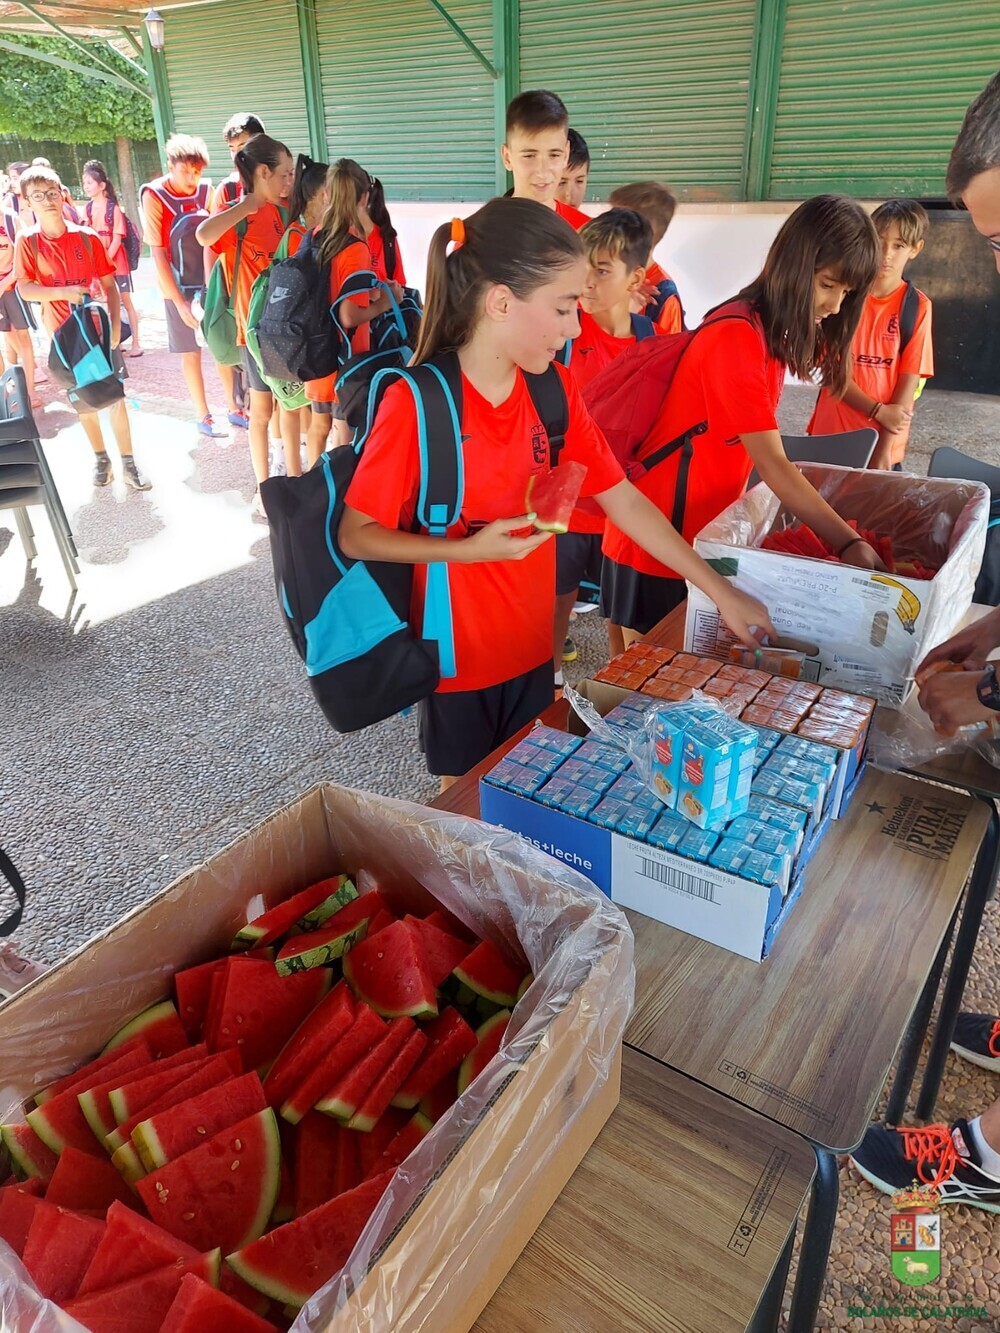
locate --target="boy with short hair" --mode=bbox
[553,207,654,683]
[608,180,685,333]
[556,128,590,210]
[502,90,590,231]
[3,162,28,219]
[808,198,933,471]
[141,134,227,438]
[15,164,150,490]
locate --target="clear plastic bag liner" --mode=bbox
[870,690,1000,772]
[0,784,633,1333]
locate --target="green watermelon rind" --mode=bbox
[132,1073,266,1173]
[453,942,526,1008]
[101,1000,182,1055]
[274,920,370,976]
[231,876,358,951]
[77,1087,117,1144]
[1,1125,55,1181]
[111,1140,146,1187]
[342,935,438,1022]
[457,1009,511,1096]
[295,877,358,931]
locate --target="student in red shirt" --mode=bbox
[340,198,772,788]
[197,135,295,509]
[15,164,149,490]
[80,160,142,358]
[608,180,685,334]
[502,90,591,232]
[556,128,590,210]
[359,174,405,285]
[601,194,883,653]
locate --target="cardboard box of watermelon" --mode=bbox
[0,784,631,1331]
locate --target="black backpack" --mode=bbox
[47,297,124,413]
[139,178,210,297]
[86,199,142,272]
[334,286,423,432]
[261,351,568,733]
[253,230,360,383]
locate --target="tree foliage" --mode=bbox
[0,34,153,142]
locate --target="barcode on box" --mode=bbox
[690,608,723,657]
[638,857,718,903]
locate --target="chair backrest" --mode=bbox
[0,365,38,443]
[747,428,878,489]
[927,445,1000,501]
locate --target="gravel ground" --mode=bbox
[4,274,1000,1329]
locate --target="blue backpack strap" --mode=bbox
[899,280,919,354]
[630,312,656,341]
[523,364,569,466]
[330,267,379,344]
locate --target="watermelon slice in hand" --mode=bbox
[343,919,438,1020]
[232,875,357,950]
[21,1203,105,1302]
[78,1199,201,1297]
[226,1170,394,1309]
[160,1272,276,1332]
[525,460,588,534]
[64,1253,221,1333]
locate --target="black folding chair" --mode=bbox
[747,427,878,489]
[927,444,1000,499]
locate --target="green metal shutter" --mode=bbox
[769,0,1000,199]
[519,0,758,202]
[162,0,310,173]
[316,0,495,201]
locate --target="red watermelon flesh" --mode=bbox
[0,1181,46,1255]
[174,960,224,1043]
[525,460,588,533]
[458,1009,511,1095]
[354,1107,410,1181]
[343,919,438,1020]
[271,1156,294,1225]
[418,1075,457,1123]
[206,960,332,1073]
[27,1045,154,1156]
[392,1007,477,1110]
[407,916,474,987]
[103,1000,191,1060]
[261,981,354,1110]
[333,1124,362,1198]
[280,1003,385,1125]
[133,1072,267,1172]
[220,1263,275,1317]
[65,1253,221,1333]
[316,1018,414,1123]
[33,1037,153,1106]
[45,1145,134,1212]
[233,875,357,950]
[21,1203,105,1302]
[79,1199,201,1296]
[275,893,382,975]
[161,1272,277,1332]
[293,1112,345,1217]
[424,909,475,941]
[453,939,526,1007]
[136,1109,281,1254]
[362,1113,432,1182]
[366,906,397,937]
[1,1122,59,1181]
[347,1028,427,1132]
[82,1044,210,1141]
[227,1170,394,1308]
[106,1051,242,1154]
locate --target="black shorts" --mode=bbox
[164,298,201,354]
[242,345,269,394]
[311,401,334,415]
[0,288,34,332]
[418,660,555,777]
[556,531,603,600]
[114,273,133,294]
[600,556,687,635]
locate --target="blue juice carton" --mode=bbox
[745,794,809,852]
[483,758,549,796]
[529,725,583,758]
[576,740,632,776]
[709,838,793,892]
[646,808,689,851]
[674,712,757,830]
[556,757,617,796]
[506,738,565,774]
[676,825,720,863]
[724,814,801,862]
[751,769,826,825]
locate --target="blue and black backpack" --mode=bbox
[139,178,211,299]
[261,351,567,733]
[47,296,124,414]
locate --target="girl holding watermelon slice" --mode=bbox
[340,197,773,788]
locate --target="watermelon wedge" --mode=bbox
[111,1141,146,1187]
[347,1028,427,1132]
[355,1107,410,1181]
[78,1199,201,1296]
[220,1265,275,1318]
[392,1008,477,1109]
[80,1044,209,1141]
[103,1000,191,1059]
[133,1072,267,1172]
[424,909,474,941]
[458,1009,510,1095]
[174,959,225,1042]
[64,1253,222,1333]
[136,1109,281,1254]
[274,894,379,975]
[33,1037,153,1106]
[107,1046,213,1126]
[261,981,354,1110]
[418,1075,458,1124]
[271,1156,294,1225]
[45,1145,134,1211]
[205,960,332,1072]
[1,1122,59,1181]
[106,1051,243,1155]
[525,460,588,533]
[27,1044,154,1156]
[362,1112,432,1182]
[232,875,357,950]
[226,1171,394,1308]
[280,1004,385,1125]
[408,916,473,987]
[0,1181,46,1255]
[316,1018,414,1124]
[21,1203,105,1302]
[343,919,438,1020]
[161,1272,276,1332]
[292,1112,344,1218]
[453,939,526,1007]
[366,906,397,937]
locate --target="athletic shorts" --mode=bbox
[556,531,603,601]
[114,273,133,294]
[0,288,34,332]
[600,556,687,635]
[418,660,554,777]
[310,401,333,415]
[241,345,269,394]
[164,297,201,355]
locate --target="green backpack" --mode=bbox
[200,220,246,366]
[245,220,309,410]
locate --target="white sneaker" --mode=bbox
[573,601,600,615]
[0,942,46,999]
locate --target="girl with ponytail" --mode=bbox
[81,159,142,356]
[341,197,772,788]
[359,173,404,284]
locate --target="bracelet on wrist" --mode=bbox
[838,536,865,558]
[868,401,882,423]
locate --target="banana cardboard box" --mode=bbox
[683,464,989,707]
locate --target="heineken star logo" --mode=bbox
[867,802,887,815]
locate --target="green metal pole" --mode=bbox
[492,0,519,195]
[427,0,498,78]
[743,0,787,202]
[142,29,174,158]
[296,0,328,161]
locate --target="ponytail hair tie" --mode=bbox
[450,216,465,248]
